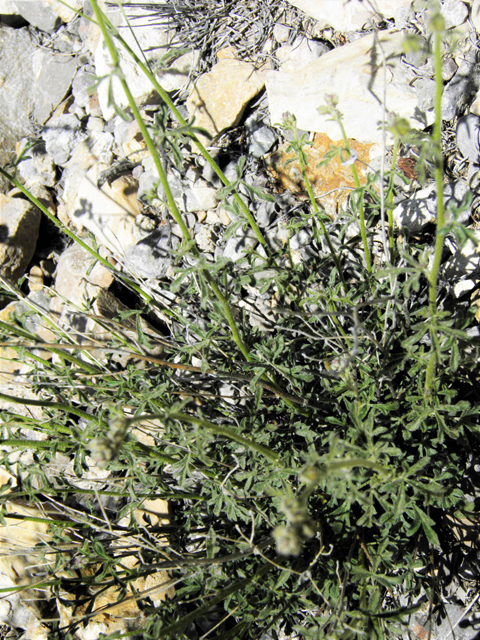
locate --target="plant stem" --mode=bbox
[89,3,270,252]
[296,151,348,296]
[125,411,280,463]
[425,12,445,397]
[337,120,372,274]
[386,138,399,263]
[88,1,255,362]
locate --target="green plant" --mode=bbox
[0,2,479,639]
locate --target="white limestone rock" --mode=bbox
[456,114,480,162]
[472,0,480,32]
[284,0,413,31]
[266,30,435,145]
[441,0,469,29]
[16,140,56,188]
[443,231,480,279]
[13,0,81,30]
[0,26,36,171]
[276,38,328,73]
[70,164,141,257]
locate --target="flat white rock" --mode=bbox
[284,0,413,31]
[266,30,435,144]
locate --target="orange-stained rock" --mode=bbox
[265,132,374,218]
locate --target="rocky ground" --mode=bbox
[1,0,480,638]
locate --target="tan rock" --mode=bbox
[0,501,56,585]
[266,30,435,145]
[217,46,237,61]
[266,132,373,218]
[0,193,41,282]
[122,120,149,162]
[27,265,44,293]
[187,58,268,146]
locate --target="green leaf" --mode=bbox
[412,504,440,546]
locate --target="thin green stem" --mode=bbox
[157,563,272,637]
[425,12,445,397]
[297,153,348,296]
[90,3,270,253]
[126,411,280,463]
[90,0,252,362]
[337,120,372,274]
[0,391,105,427]
[386,139,400,263]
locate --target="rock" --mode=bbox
[42,112,84,166]
[0,0,18,13]
[183,184,218,212]
[393,184,437,231]
[290,228,312,251]
[283,0,413,31]
[253,200,275,228]
[194,224,216,253]
[72,64,98,111]
[16,139,56,188]
[404,35,428,67]
[124,225,177,279]
[266,31,434,146]
[442,57,458,82]
[121,119,149,161]
[273,23,290,44]
[441,0,469,29]
[32,51,78,124]
[266,132,373,219]
[94,6,171,121]
[393,180,471,232]
[0,194,41,282]
[276,37,328,72]
[12,0,60,31]
[0,26,36,171]
[248,125,277,158]
[442,48,480,121]
[54,243,114,308]
[443,231,480,279]
[472,0,480,32]
[27,265,44,293]
[0,499,58,636]
[415,77,436,112]
[223,227,258,263]
[45,0,82,23]
[245,111,277,158]
[456,114,480,162]
[186,57,268,146]
[156,49,199,93]
[58,131,114,223]
[70,165,141,257]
